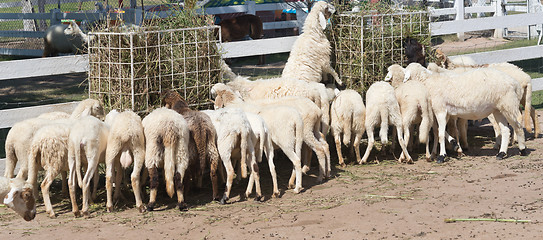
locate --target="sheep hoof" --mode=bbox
[339,162,346,168]
[106,206,113,213]
[437,155,446,164]
[293,187,301,194]
[302,166,310,174]
[520,149,528,156]
[220,195,229,205]
[146,203,156,211]
[73,211,81,218]
[177,203,188,211]
[137,205,146,213]
[49,213,57,219]
[450,139,459,151]
[82,211,90,218]
[254,196,263,202]
[272,192,280,198]
[496,152,507,160]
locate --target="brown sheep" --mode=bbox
[162,90,221,202]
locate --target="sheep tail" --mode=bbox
[240,129,249,179]
[295,116,304,159]
[74,143,84,189]
[524,82,533,128]
[4,139,16,178]
[342,110,353,146]
[27,142,41,186]
[164,144,176,198]
[258,130,266,163]
[419,103,431,144]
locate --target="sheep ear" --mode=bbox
[403,70,411,83]
[3,188,17,206]
[318,12,327,30]
[334,88,340,96]
[384,72,392,82]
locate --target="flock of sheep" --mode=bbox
[1,1,538,222]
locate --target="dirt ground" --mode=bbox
[1,115,543,239]
[2,37,542,239]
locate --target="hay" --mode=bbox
[330,3,431,94]
[87,9,221,114]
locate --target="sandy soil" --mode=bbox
[1,112,543,239]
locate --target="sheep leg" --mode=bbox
[318,132,331,178]
[220,153,235,205]
[68,151,81,217]
[131,148,146,213]
[394,120,412,164]
[41,170,57,218]
[105,155,115,213]
[283,149,302,194]
[301,144,311,174]
[113,160,124,201]
[531,107,540,137]
[326,65,343,86]
[360,125,375,164]
[458,118,469,152]
[303,134,327,184]
[488,114,502,150]
[91,165,101,202]
[61,171,68,196]
[207,140,221,201]
[81,159,99,217]
[353,130,363,164]
[146,166,159,211]
[266,149,279,197]
[493,112,511,159]
[4,144,16,178]
[500,109,528,157]
[334,133,346,167]
[436,113,449,163]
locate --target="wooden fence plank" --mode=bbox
[220,36,298,58]
[431,12,543,35]
[0,102,80,129]
[449,45,543,65]
[532,78,543,92]
[0,55,88,80]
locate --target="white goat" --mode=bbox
[103,110,146,213]
[361,81,413,164]
[43,20,92,57]
[404,63,527,162]
[0,176,36,221]
[142,107,191,211]
[281,1,343,86]
[330,89,366,166]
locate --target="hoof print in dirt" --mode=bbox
[520,148,528,156]
[496,152,507,160]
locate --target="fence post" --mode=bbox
[247,1,256,15]
[50,8,61,26]
[21,0,37,31]
[455,0,465,40]
[494,0,505,38]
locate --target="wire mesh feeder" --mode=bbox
[87,25,222,114]
[331,10,431,94]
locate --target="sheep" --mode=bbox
[66,115,109,217]
[361,81,413,164]
[384,64,435,161]
[0,176,36,221]
[4,99,104,186]
[202,108,261,203]
[223,76,333,135]
[43,20,92,57]
[103,110,146,213]
[27,123,71,218]
[330,89,366,166]
[404,63,527,163]
[161,90,221,202]
[142,107,191,211]
[281,1,343,86]
[211,83,304,194]
[404,37,426,66]
[248,96,330,183]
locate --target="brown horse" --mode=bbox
[218,14,265,64]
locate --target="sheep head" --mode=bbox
[211,83,240,109]
[404,63,432,83]
[384,64,405,88]
[64,20,82,36]
[71,99,105,120]
[162,90,191,114]
[3,179,36,221]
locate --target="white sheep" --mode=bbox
[384,64,435,161]
[361,81,412,164]
[330,89,366,166]
[4,99,104,188]
[66,115,109,217]
[0,176,36,221]
[212,83,305,194]
[281,1,343,86]
[248,96,331,183]
[43,20,92,57]
[103,110,146,213]
[202,108,260,204]
[142,107,191,211]
[27,123,71,218]
[404,63,527,162]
